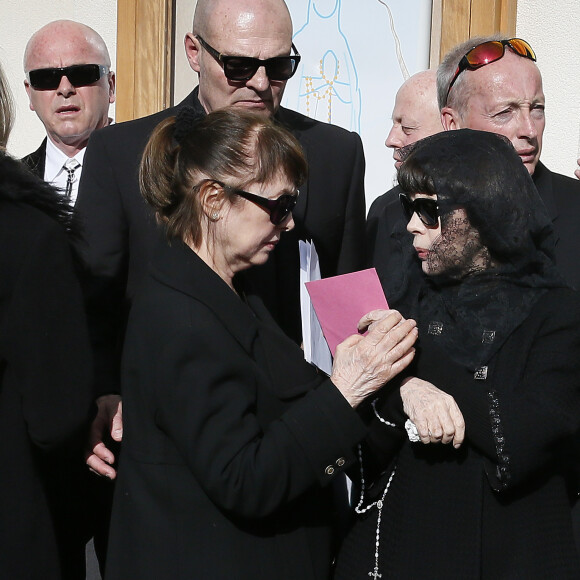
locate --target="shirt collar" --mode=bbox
[44,138,86,183]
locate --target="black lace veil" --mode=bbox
[392,129,566,370]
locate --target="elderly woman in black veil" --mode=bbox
[335,129,580,579]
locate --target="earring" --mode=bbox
[210,211,220,221]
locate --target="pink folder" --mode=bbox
[305,268,389,356]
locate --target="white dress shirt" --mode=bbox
[44,139,86,206]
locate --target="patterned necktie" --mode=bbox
[63,159,81,199]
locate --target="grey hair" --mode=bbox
[437,34,507,113]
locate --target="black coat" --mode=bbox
[336,288,580,578]
[367,161,580,551]
[22,137,113,578]
[0,153,93,579]
[105,238,367,579]
[74,88,367,396]
[21,138,47,179]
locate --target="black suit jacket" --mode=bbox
[105,238,366,580]
[0,154,93,578]
[532,161,580,289]
[74,88,366,395]
[368,161,580,295]
[21,138,47,179]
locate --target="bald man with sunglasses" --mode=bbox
[75,0,366,482]
[22,20,115,204]
[18,19,117,580]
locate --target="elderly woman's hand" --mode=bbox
[330,310,417,408]
[400,377,465,448]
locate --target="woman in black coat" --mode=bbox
[335,129,580,579]
[0,66,93,578]
[104,108,417,580]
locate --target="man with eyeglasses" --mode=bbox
[22,20,115,205]
[76,0,366,484]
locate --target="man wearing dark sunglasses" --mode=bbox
[20,19,116,580]
[21,20,115,205]
[76,0,365,483]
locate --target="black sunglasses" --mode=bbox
[212,180,297,225]
[446,38,536,102]
[399,193,439,227]
[27,64,109,90]
[196,36,301,81]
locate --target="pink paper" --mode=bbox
[305,268,389,355]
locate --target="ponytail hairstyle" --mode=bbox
[140,107,307,247]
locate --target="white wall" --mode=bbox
[174,0,199,105]
[517,0,580,178]
[2,0,579,181]
[0,0,117,158]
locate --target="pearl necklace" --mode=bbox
[354,399,397,579]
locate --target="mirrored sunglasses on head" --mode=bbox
[446,38,536,101]
[27,64,109,90]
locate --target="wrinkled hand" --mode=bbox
[331,309,417,408]
[575,158,580,180]
[85,394,123,479]
[400,377,465,448]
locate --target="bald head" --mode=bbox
[24,20,111,72]
[186,0,294,116]
[193,0,292,39]
[385,70,442,168]
[23,20,115,157]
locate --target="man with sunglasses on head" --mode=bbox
[438,35,580,290]
[441,34,580,558]
[75,0,366,484]
[372,37,580,290]
[22,20,115,205]
[372,34,580,556]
